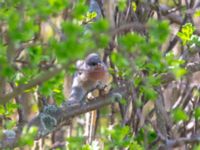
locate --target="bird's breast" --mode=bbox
[87,66,107,81]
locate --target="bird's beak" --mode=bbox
[97,62,102,67]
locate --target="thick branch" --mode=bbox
[0,88,124,149]
[32,89,123,138]
[166,136,200,148]
[110,22,146,36]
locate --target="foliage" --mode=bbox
[0,0,200,149]
[177,23,195,45]
[66,125,143,150]
[103,125,143,150]
[18,126,38,147]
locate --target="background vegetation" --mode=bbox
[0,0,200,149]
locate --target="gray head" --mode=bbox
[85,53,101,67]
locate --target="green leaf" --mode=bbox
[119,98,127,105]
[189,35,200,47]
[82,144,91,150]
[165,52,186,79]
[118,0,127,12]
[67,136,85,150]
[4,102,20,116]
[111,52,129,68]
[172,67,187,79]
[81,11,97,23]
[91,19,109,33]
[129,141,143,150]
[134,76,142,87]
[140,86,157,101]
[96,33,110,48]
[146,75,160,87]
[72,0,88,19]
[53,88,65,105]
[131,2,137,12]
[111,52,131,77]
[193,144,200,150]
[62,21,84,38]
[194,107,200,120]
[18,126,38,147]
[5,120,17,129]
[108,125,130,147]
[177,23,195,45]
[39,73,64,97]
[148,19,170,44]
[194,10,200,17]
[171,107,189,122]
[27,45,43,64]
[0,105,5,115]
[119,33,145,51]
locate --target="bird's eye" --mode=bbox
[90,62,97,66]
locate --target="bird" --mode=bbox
[64,53,111,143]
[68,53,111,103]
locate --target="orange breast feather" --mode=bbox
[87,65,107,81]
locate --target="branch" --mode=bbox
[160,61,200,86]
[153,4,200,35]
[0,88,124,149]
[110,22,146,36]
[166,136,200,148]
[32,89,123,139]
[0,63,70,105]
[0,21,146,105]
[186,62,200,73]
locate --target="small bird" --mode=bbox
[64,53,112,143]
[68,53,110,102]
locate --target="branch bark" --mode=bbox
[0,63,70,105]
[166,136,200,148]
[160,61,200,86]
[0,88,124,149]
[153,4,200,35]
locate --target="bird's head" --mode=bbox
[85,53,102,67]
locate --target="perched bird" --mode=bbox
[64,53,111,143]
[68,53,110,103]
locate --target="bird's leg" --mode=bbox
[96,81,108,96]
